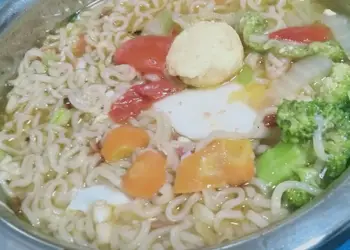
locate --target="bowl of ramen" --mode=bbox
[1,0,350,249]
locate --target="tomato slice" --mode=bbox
[133,78,185,101]
[268,24,331,44]
[110,35,184,123]
[109,87,152,123]
[113,35,174,74]
[109,78,184,123]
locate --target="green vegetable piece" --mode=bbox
[293,168,320,187]
[283,189,313,209]
[236,65,253,84]
[322,127,350,181]
[276,100,350,186]
[317,63,350,104]
[277,100,319,143]
[309,41,346,62]
[272,44,312,59]
[256,142,309,186]
[42,51,60,66]
[142,9,174,36]
[240,12,268,52]
[238,12,344,62]
[67,12,80,24]
[0,150,7,161]
[50,108,72,126]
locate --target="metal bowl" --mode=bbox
[1,1,350,249]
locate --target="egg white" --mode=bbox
[153,83,257,140]
[68,185,131,212]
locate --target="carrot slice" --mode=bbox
[122,151,167,198]
[222,139,255,186]
[101,126,150,162]
[174,139,255,194]
[72,34,87,57]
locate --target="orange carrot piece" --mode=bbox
[222,139,255,186]
[174,139,255,194]
[101,126,150,162]
[72,34,87,57]
[122,151,167,198]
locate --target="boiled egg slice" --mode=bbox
[153,83,258,140]
[68,185,131,212]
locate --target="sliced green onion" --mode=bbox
[50,108,72,126]
[236,65,253,84]
[142,9,174,36]
[42,51,60,66]
[67,12,80,24]
[0,150,7,161]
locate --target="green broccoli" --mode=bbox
[283,189,313,209]
[293,167,320,187]
[276,100,343,143]
[316,63,350,105]
[271,41,345,61]
[256,142,310,186]
[272,43,312,59]
[277,101,319,143]
[309,41,346,62]
[323,127,350,181]
[276,100,350,184]
[239,12,268,52]
[284,167,321,209]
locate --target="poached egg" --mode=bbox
[153,83,258,140]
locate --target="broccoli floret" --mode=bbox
[283,168,320,209]
[323,127,350,181]
[283,189,313,209]
[317,63,350,105]
[272,43,312,59]
[239,12,268,52]
[276,100,344,143]
[277,101,319,143]
[293,167,320,187]
[276,100,350,185]
[256,142,310,186]
[309,41,346,62]
[272,41,345,60]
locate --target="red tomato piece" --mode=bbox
[268,24,331,44]
[113,35,174,74]
[108,87,152,123]
[133,78,185,101]
[109,78,185,123]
